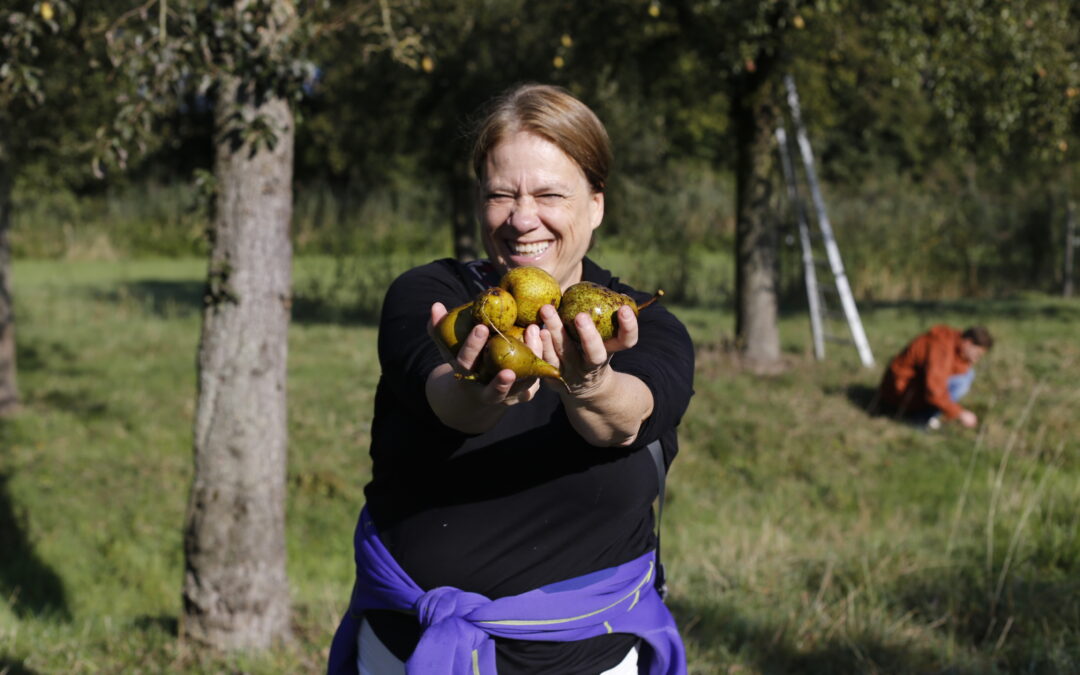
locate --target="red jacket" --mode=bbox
[879,324,972,419]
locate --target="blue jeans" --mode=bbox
[912,370,975,423]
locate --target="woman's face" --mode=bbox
[479,131,604,290]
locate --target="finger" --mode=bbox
[524,323,543,358]
[575,313,609,368]
[540,327,560,369]
[539,304,566,354]
[431,301,448,323]
[427,302,460,364]
[604,305,639,353]
[456,324,489,371]
[480,369,518,405]
[507,376,540,401]
[518,377,541,402]
[428,302,448,337]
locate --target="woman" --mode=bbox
[328,84,695,675]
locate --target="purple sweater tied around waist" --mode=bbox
[327,506,687,675]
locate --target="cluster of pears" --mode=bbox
[436,266,565,384]
[436,266,665,384]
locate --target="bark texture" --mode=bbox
[182,76,294,649]
[733,75,782,370]
[0,135,18,416]
[451,158,478,261]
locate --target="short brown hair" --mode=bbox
[962,325,994,349]
[471,83,612,193]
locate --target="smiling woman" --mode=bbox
[327,84,696,675]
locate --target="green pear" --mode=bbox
[471,287,518,333]
[503,324,526,342]
[499,266,562,326]
[457,334,564,385]
[558,281,664,341]
[435,301,475,355]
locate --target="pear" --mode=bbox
[471,287,518,333]
[435,301,476,355]
[457,333,564,385]
[503,324,526,341]
[558,281,664,341]
[499,266,562,326]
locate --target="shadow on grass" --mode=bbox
[94,280,380,327]
[894,559,1080,672]
[842,383,881,415]
[134,614,179,635]
[0,475,71,620]
[0,658,42,675]
[670,595,974,674]
[289,295,380,327]
[16,343,115,421]
[827,382,930,431]
[95,280,206,319]
[16,342,80,377]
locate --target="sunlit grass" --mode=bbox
[1,258,1077,673]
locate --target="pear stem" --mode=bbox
[637,289,665,312]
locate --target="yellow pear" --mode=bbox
[471,287,517,333]
[558,282,664,341]
[435,301,475,355]
[458,334,564,385]
[500,266,562,326]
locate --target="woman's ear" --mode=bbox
[589,191,604,231]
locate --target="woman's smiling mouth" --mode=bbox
[508,240,552,258]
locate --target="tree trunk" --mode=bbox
[181,75,294,649]
[451,158,477,261]
[0,134,18,416]
[732,76,782,370]
[1066,196,1076,298]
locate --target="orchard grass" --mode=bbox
[1,258,1078,673]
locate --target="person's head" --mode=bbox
[961,325,994,364]
[471,83,613,289]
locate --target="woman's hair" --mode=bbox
[471,83,612,193]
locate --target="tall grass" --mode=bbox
[1,259,1077,673]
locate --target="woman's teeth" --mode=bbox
[511,241,550,256]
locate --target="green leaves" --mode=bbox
[0,1,71,109]
[96,0,420,173]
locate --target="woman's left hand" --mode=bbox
[537,303,638,397]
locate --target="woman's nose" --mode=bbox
[507,197,539,231]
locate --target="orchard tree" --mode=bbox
[666,0,810,370]
[102,0,418,650]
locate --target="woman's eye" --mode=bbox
[486,193,512,203]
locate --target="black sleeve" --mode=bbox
[608,295,695,456]
[376,260,475,420]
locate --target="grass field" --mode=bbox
[1,257,1078,674]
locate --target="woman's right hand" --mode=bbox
[426,303,542,431]
[428,301,489,375]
